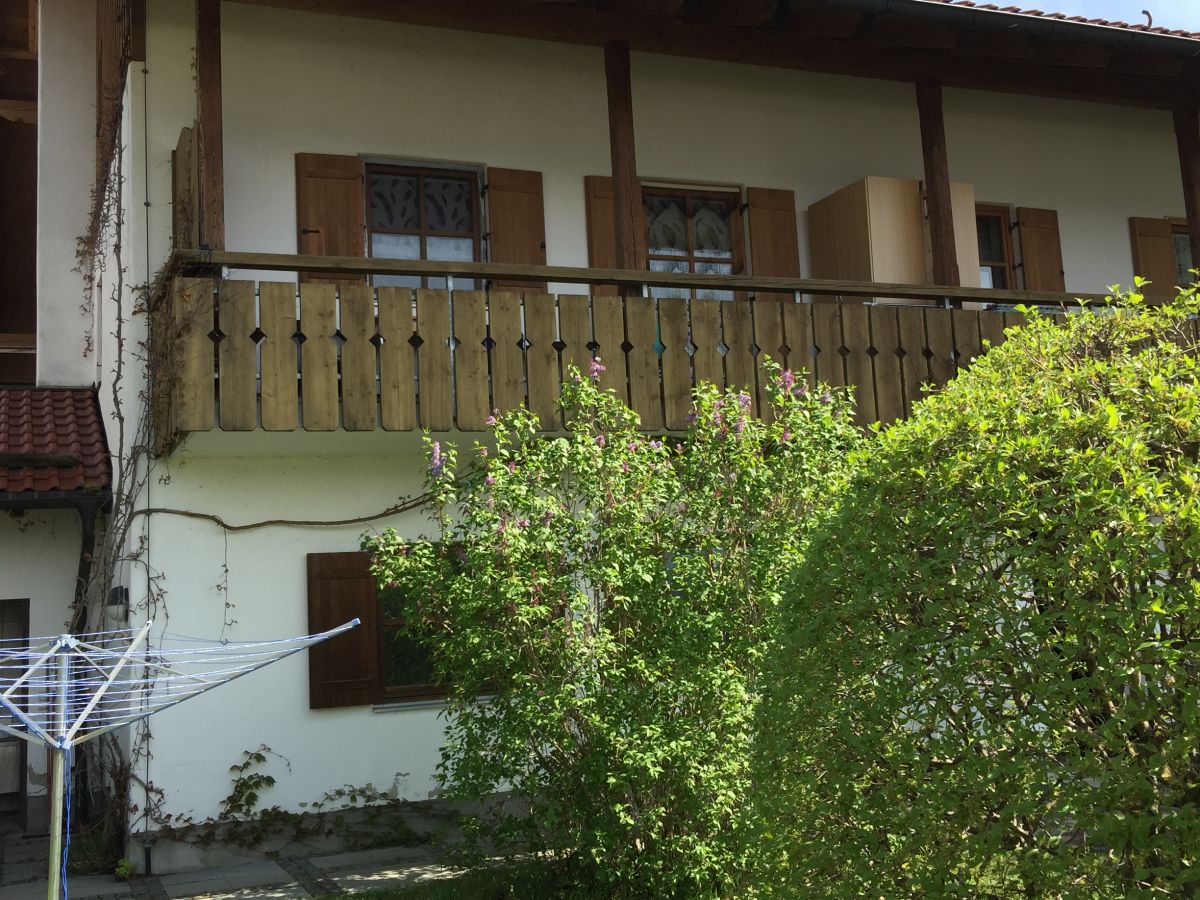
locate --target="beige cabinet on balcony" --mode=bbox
[808,176,981,297]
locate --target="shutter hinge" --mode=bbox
[482,232,491,243]
[480,182,489,198]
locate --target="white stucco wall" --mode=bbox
[0,510,83,801]
[36,0,98,387]
[134,438,448,825]
[132,1,1189,295]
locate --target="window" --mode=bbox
[643,186,743,300]
[1171,224,1194,284]
[307,550,447,709]
[975,204,1016,290]
[365,163,482,291]
[377,576,445,703]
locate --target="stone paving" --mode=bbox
[0,841,459,899]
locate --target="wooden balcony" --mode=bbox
[151,250,1104,453]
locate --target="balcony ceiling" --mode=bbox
[229,0,1200,108]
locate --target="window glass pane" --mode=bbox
[380,625,437,691]
[649,258,690,299]
[1174,232,1193,284]
[695,260,733,301]
[370,232,421,288]
[371,232,420,260]
[645,195,689,255]
[976,214,1005,263]
[426,235,475,263]
[369,173,420,230]
[424,176,475,233]
[692,199,734,257]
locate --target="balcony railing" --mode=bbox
[151,250,1103,453]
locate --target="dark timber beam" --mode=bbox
[1174,104,1200,273]
[916,79,959,287]
[604,41,644,273]
[196,0,225,249]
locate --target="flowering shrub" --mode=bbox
[365,360,858,894]
[756,288,1200,897]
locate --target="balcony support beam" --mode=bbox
[604,41,645,274]
[1174,104,1200,273]
[916,78,959,289]
[196,0,225,249]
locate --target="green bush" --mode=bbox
[366,361,858,896]
[755,288,1200,897]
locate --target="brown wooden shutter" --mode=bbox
[1015,207,1065,292]
[585,175,618,296]
[746,187,801,300]
[1129,217,1179,298]
[584,175,648,295]
[295,153,365,285]
[486,167,547,292]
[307,551,379,709]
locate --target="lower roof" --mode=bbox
[0,388,112,508]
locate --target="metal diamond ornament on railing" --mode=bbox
[0,618,359,900]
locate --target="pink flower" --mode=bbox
[779,370,796,392]
[486,474,496,486]
[479,447,488,458]
[589,357,607,381]
[485,414,497,426]
[430,441,444,478]
[649,439,662,450]
[595,434,606,448]
[737,392,752,411]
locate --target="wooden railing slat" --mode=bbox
[812,304,845,388]
[780,302,814,389]
[524,292,560,429]
[489,291,525,417]
[953,308,984,375]
[258,282,298,431]
[340,283,378,431]
[300,283,339,431]
[659,297,692,430]
[217,280,257,431]
[416,289,453,431]
[558,294,592,388]
[753,301,784,421]
[591,294,628,401]
[626,296,663,430]
[454,290,490,431]
[871,307,905,425]
[979,309,1007,351]
[378,287,416,431]
[924,307,956,389]
[723,298,756,411]
[174,277,216,433]
[691,300,723,388]
[842,303,875,428]
[896,306,929,418]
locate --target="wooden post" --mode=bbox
[1173,104,1200,274]
[604,41,643,273]
[196,0,224,249]
[915,79,959,287]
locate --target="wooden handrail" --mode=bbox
[170,249,1113,307]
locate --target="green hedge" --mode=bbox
[755,290,1200,897]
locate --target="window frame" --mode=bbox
[376,583,449,705]
[975,203,1017,291]
[1167,217,1194,283]
[363,161,484,290]
[641,182,746,299]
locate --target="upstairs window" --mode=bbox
[1171,225,1194,284]
[365,163,482,291]
[975,204,1016,290]
[644,186,743,300]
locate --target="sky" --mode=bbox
[1024,0,1200,30]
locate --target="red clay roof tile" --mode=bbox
[0,389,111,496]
